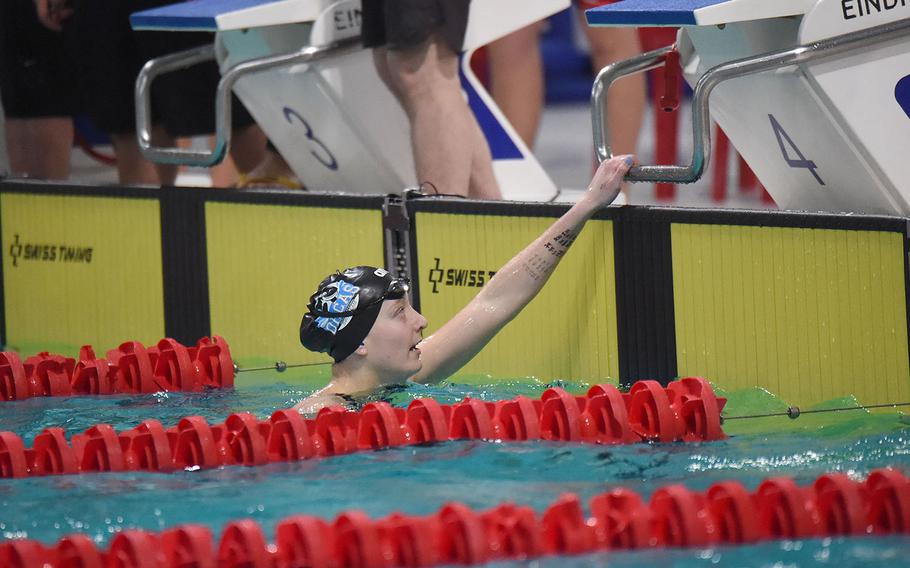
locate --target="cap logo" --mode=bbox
[314,280,360,334]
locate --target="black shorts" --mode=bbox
[0,0,81,118]
[361,0,471,53]
[69,0,254,137]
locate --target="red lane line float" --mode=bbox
[55,534,103,567]
[650,484,717,547]
[275,516,333,568]
[266,410,316,461]
[26,353,73,397]
[378,512,438,567]
[3,469,906,568]
[0,431,28,478]
[627,380,681,442]
[706,481,760,544]
[0,378,728,480]
[583,384,637,444]
[405,399,451,443]
[590,488,652,549]
[866,468,910,533]
[494,395,541,441]
[161,525,213,568]
[122,420,173,472]
[541,494,593,555]
[0,352,29,401]
[107,342,158,394]
[0,336,235,401]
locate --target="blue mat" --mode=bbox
[130,0,282,31]
[586,0,728,26]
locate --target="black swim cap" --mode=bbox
[299,266,409,362]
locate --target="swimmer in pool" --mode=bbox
[294,155,635,413]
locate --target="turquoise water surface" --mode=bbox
[1,376,908,566]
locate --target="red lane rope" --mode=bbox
[0,337,234,401]
[0,378,727,479]
[2,468,907,567]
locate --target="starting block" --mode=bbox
[588,0,910,214]
[131,0,570,201]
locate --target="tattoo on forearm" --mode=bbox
[521,253,553,282]
[521,228,579,281]
[543,228,578,258]
[554,228,578,248]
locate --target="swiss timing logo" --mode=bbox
[8,234,93,268]
[427,258,495,294]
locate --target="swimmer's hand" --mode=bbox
[583,155,636,209]
[35,0,73,31]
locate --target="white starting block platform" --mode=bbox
[130,0,570,202]
[587,0,910,215]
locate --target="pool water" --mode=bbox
[1,375,909,567]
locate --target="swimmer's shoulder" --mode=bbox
[293,391,356,415]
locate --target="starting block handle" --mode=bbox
[591,45,682,183]
[591,17,910,185]
[135,44,226,167]
[134,37,361,167]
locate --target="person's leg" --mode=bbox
[109,133,154,185]
[0,0,78,180]
[0,99,8,176]
[385,33,500,198]
[385,35,472,196]
[206,149,240,188]
[582,17,645,156]
[109,125,176,185]
[372,47,402,100]
[466,112,500,200]
[486,22,545,149]
[229,123,268,174]
[5,117,73,179]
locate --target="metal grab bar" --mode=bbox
[134,37,362,167]
[591,45,674,171]
[592,17,910,184]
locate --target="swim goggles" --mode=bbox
[307,278,410,318]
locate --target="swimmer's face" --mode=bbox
[362,294,427,383]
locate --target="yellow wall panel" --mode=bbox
[416,213,619,384]
[672,224,910,406]
[206,202,383,368]
[1,193,165,355]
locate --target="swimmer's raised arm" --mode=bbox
[410,155,634,384]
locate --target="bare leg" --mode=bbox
[204,125,267,188]
[372,47,400,100]
[150,127,179,185]
[5,117,73,179]
[110,126,176,185]
[383,34,501,199]
[0,102,8,175]
[466,113,500,200]
[486,23,545,149]
[175,135,240,188]
[229,124,268,174]
[207,153,240,188]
